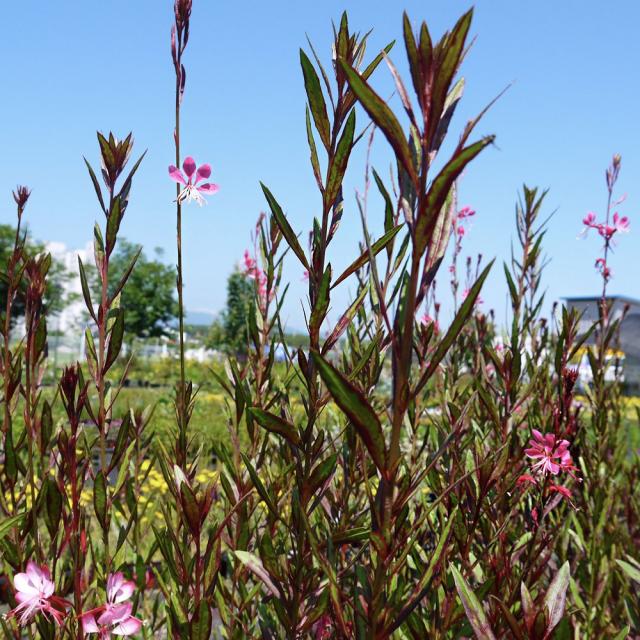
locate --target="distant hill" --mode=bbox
[185,310,215,327]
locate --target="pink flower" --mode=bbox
[612,212,630,233]
[582,212,597,229]
[549,483,572,500]
[457,206,475,220]
[242,249,256,273]
[595,258,612,281]
[80,572,142,638]
[524,430,578,477]
[420,313,440,334]
[168,156,219,206]
[6,562,70,626]
[517,474,538,488]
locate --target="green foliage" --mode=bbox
[206,269,254,354]
[0,223,73,323]
[88,238,178,340]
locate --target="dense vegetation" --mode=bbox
[0,3,638,639]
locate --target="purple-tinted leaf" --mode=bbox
[311,351,386,475]
[451,565,497,640]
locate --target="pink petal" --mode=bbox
[14,573,40,597]
[197,182,219,194]
[168,166,187,185]
[531,429,543,442]
[196,163,212,181]
[81,613,100,632]
[112,615,143,636]
[182,157,196,180]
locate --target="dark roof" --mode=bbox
[562,295,640,306]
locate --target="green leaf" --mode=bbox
[322,285,368,354]
[94,471,109,531]
[451,564,497,640]
[300,49,331,150]
[311,351,386,475]
[106,196,122,254]
[234,550,280,597]
[260,183,310,270]
[415,136,494,253]
[241,453,279,517]
[416,260,493,392]
[111,246,141,302]
[325,109,356,211]
[616,559,640,584]
[372,168,395,235]
[84,157,106,214]
[104,308,125,372]
[247,408,300,447]
[306,453,338,497]
[305,107,323,190]
[340,60,418,187]
[44,478,63,538]
[190,600,213,640]
[78,256,97,322]
[332,225,403,289]
[544,561,570,629]
[310,265,332,335]
[402,13,423,108]
[430,10,473,140]
[0,513,25,541]
[612,627,631,640]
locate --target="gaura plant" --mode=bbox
[0,2,638,639]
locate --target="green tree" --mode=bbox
[206,269,254,354]
[0,223,72,324]
[90,239,179,340]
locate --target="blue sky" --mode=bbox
[1,1,638,330]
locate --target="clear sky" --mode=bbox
[1,1,638,330]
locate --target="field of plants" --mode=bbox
[1,1,639,639]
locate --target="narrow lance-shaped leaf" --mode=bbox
[104,308,125,373]
[340,60,419,187]
[332,225,403,289]
[428,9,473,143]
[260,183,310,271]
[451,564,497,640]
[322,285,368,354]
[78,257,97,323]
[415,136,494,253]
[311,351,387,475]
[0,513,25,541]
[310,264,331,334]
[415,260,494,395]
[234,550,280,597]
[247,407,300,447]
[300,49,331,150]
[324,109,356,211]
[305,107,323,191]
[544,561,570,630]
[372,168,395,236]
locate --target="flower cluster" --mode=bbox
[169,156,219,206]
[518,430,579,503]
[4,562,70,627]
[242,249,273,307]
[581,211,629,241]
[5,564,141,637]
[579,154,630,284]
[80,572,142,637]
